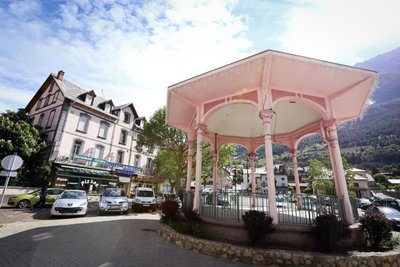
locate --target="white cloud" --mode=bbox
[0,0,252,118]
[279,0,400,65]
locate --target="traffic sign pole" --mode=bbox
[0,153,21,208]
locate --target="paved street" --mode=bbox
[0,207,250,267]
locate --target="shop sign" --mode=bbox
[74,155,107,164]
[80,179,99,187]
[105,162,141,175]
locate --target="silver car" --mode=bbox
[98,188,129,215]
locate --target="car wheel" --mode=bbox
[18,200,31,208]
[123,210,128,215]
[97,210,103,216]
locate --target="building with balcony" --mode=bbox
[25,71,157,194]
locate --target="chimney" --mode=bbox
[57,70,65,81]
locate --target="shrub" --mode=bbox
[242,210,273,246]
[183,208,202,223]
[360,208,393,250]
[314,214,346,252]
[161,199,179,222]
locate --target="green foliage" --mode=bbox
[360,208,393,250]
[0,109,49,185]
[314,214,346,252]
[160,199,180,222]
[242,210,273,246]
[0,109,47,159]
[373,173,389,184]
[136,107,187,192]
[308,156,356,197]
[200,143,235,186]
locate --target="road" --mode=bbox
[0,208,250,267]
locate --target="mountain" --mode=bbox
[355,47,400,103]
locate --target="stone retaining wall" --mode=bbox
[159,223,400,266]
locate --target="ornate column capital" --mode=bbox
[194,123,207,133]
[323,120,339,145]
[248,152,256,160]
[187,140,195,147]
[259,109,274,121]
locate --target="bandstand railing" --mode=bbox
[182,190,359,226]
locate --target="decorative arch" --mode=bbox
[272,94,328,121]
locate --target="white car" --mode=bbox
[132,188,157,212]
[50,190,88,217]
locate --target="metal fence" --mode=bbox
[182,190,359,226]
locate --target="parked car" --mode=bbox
[7,188,64,208]
[357,198,372,209]
[300,195,317,210]
[206,193,229,207]
[132,187,157,212]
[362,198,400,211]
[276,194,287,208]
[98,188,129,215]
[375,206,400,231]
[50,190,88,217]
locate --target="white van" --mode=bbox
[132,187,157,212]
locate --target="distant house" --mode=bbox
[242,167,289,194]
[25,71,157,194]
[351,168,371,198]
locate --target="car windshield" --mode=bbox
[137,191,154,197]
[60,191,86,199]
[380,208,400,217]
[103,188,126,197]
[29,189,41,194]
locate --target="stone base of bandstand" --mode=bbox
[159,221,400,266]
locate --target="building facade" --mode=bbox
[25,71,157,195]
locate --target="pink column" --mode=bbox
[212,150,218,193]
[323,120,354,225]
[185,141,194,191]
[290,149,302,209]
[259,110,278,224]
[249,153,256,208]
[193,124,206,211]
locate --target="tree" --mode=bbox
[308,153,356,197]
[0,109,49,185]
[136,107,236,193]
[199,143,235,187]
[136,107,187,193]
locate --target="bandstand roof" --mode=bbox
[166,50,377,150]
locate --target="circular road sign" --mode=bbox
[1,155,23,171]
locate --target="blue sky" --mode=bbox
[0,0,399,118]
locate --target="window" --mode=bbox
[77,113,90,133]
[116,151,124,164]
[146,158,152,170]
[86,94,93,105]
[123,112,131,123]
[44,95,50,106]
[105,104,111,113]
[119,129,128,145]
[38,113,45,127]
[134,154,141,167]
[36,98,42,110]
[72,140,83,158]
[94,145,105,159]
[98,121,109,139]
[52,91,59,103]
[46,110,56,128]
